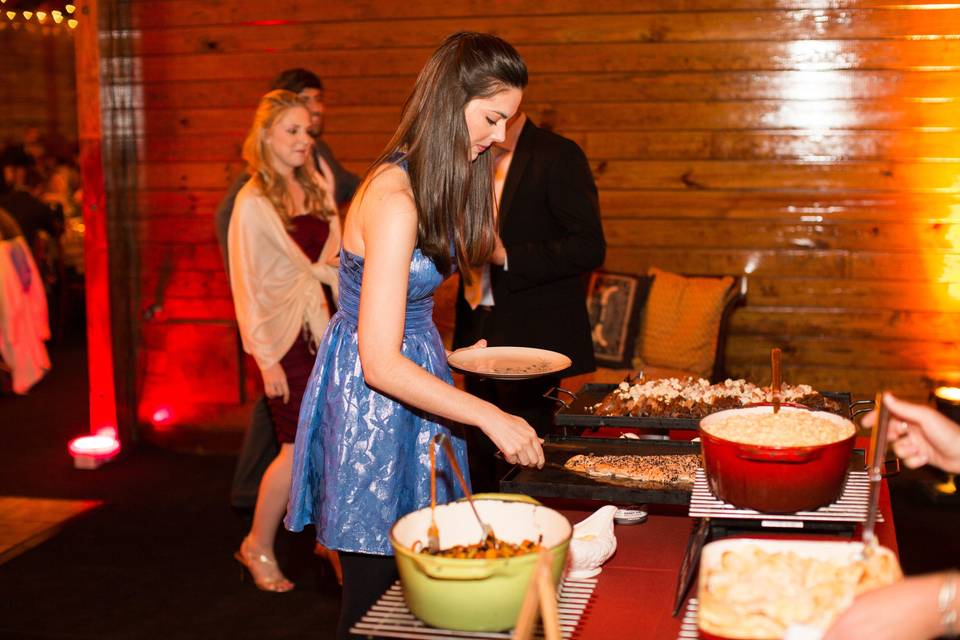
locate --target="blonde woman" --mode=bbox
[228,90,340,592]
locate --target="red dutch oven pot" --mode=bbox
[699,405,856,514]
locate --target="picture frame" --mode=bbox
[586,271,651,368]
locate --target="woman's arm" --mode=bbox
[824,573,956,640]
[354,167,543,468]
[311,213,341,301]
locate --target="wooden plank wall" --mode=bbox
[0,23,76,150]
[122,0,960,431]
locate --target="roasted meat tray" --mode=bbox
[549,383,857,430]
[499,435,701,505]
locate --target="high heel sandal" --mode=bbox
[234,538,295,593]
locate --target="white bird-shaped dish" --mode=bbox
[567,505,618,578]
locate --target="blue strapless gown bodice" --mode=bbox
[285,248,470,555]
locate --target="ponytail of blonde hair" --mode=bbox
[242,89,333,228]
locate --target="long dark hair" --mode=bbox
[374,32,527,279]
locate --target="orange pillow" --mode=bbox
[638,268,735,379]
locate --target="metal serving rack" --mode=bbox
[676,598,700,640]
[349,577,597,639]
[689,469,883,527]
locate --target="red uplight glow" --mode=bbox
[151,406,173,426]
[68,434,121,459]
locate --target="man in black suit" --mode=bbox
[453,112,606,491]
[215,68,360,512]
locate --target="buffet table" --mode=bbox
[550,479,898,640]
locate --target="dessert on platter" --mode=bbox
[563,453,700,486]
[698,539,901,639]
[590,377,841,419]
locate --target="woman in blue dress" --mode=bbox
[286,32,545,637]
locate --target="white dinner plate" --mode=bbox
[447,346,572,380]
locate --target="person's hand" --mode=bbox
[480,409,544,469]
[490,233,506,266]
[446,338,486,359]
[262,363,289,404]
[863,392,960,473]
[823,575,944,640]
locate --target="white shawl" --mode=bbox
[228,180,340,371]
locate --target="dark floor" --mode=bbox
[0,336,958,639]
[0,337,341,640]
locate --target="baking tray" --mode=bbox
[499,435,701,505]
[550,384,857,430]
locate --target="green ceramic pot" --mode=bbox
[389,495,572,632]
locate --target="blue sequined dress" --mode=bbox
[285,244,471,555]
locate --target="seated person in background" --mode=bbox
[0,207,21,241]
[43,164,84,275]
[0,146,62,254]
[824,392,960,640]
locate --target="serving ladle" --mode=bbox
[427,433,497,553]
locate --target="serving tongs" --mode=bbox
[860,391,891,558]
[427,433,498,554]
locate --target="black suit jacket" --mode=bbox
[453,119,606,377]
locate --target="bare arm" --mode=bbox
[353,167,543,468]
[310,213,341,301]
[824,573,953,640]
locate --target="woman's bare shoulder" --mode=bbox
[358,163,416,220]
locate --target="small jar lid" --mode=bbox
[614,505,648,525]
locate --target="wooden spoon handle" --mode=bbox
[771,348,782,414]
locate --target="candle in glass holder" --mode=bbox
[934,387,960,422]
[932,387,960,495]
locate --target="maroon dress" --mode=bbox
[268,215,330,444]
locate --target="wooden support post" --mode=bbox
[74,0,119,438]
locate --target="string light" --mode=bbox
[2,5,77,29]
